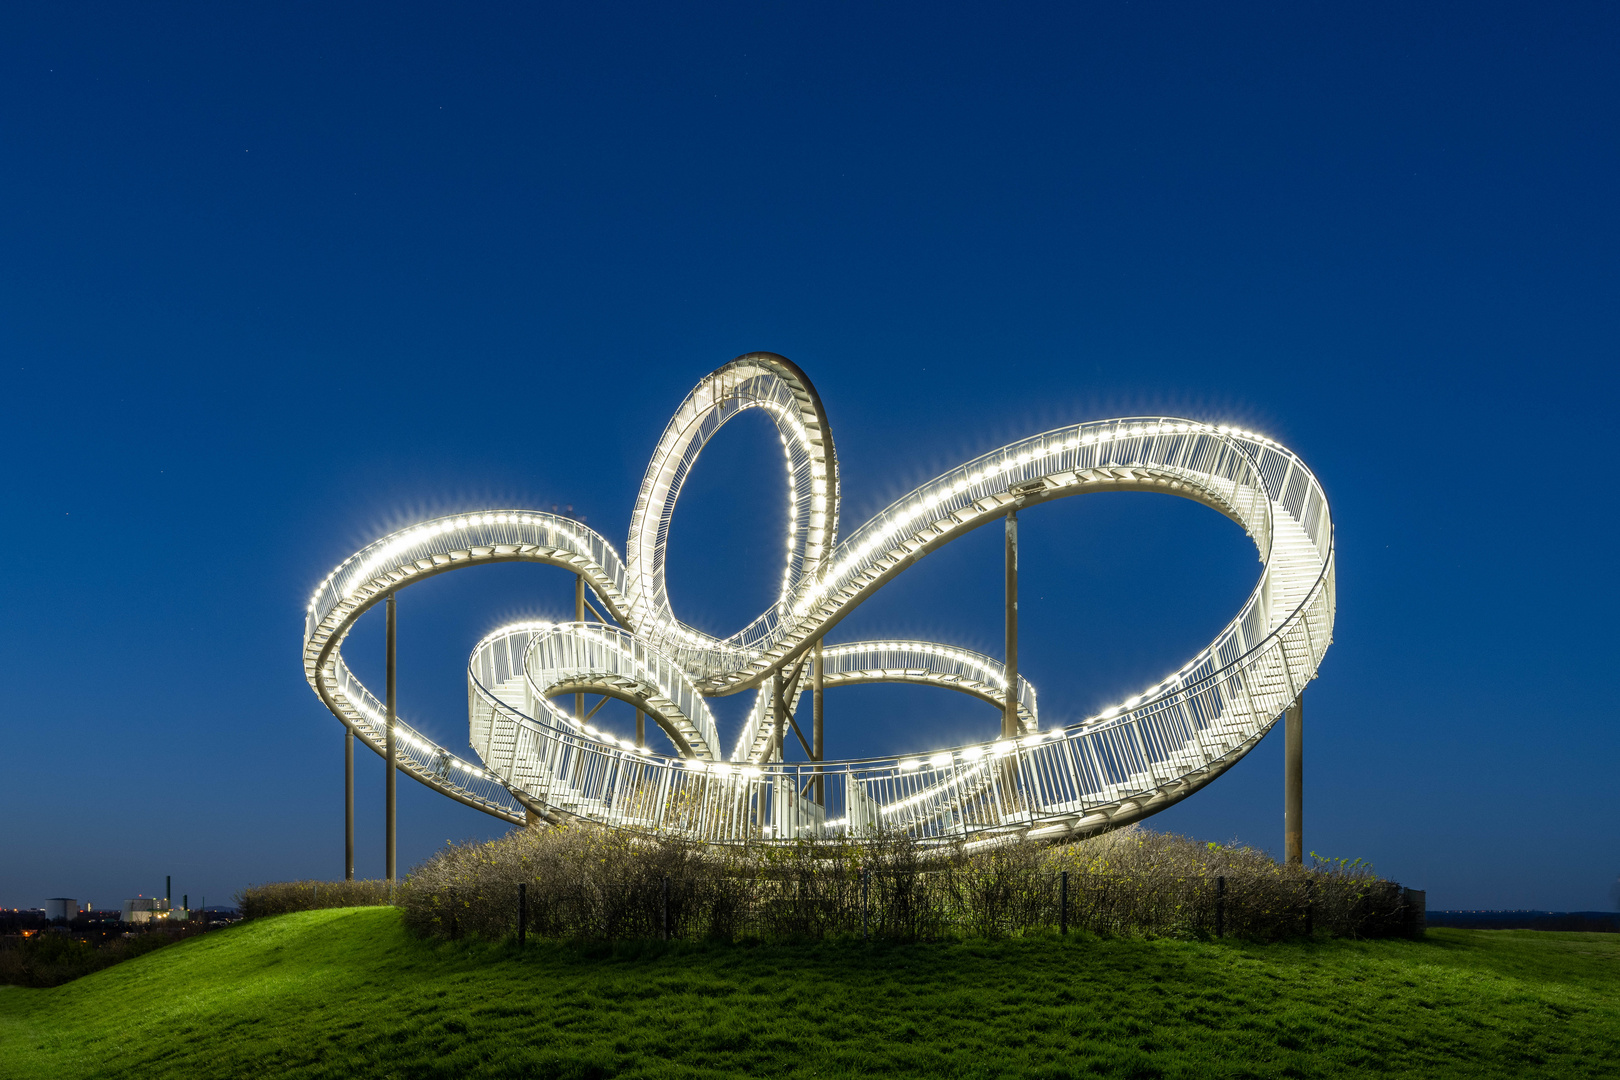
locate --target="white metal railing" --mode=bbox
[459,551,1330,842]
[523,622,723,761]
[728,640,1039,763]
[302,353,1334,841]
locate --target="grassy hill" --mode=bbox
[2,907,1615,1079]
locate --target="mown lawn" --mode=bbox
[2,907,1616,1079]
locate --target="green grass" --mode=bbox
[2,908,1616,1079]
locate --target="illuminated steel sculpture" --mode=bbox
[304,354,1333,849]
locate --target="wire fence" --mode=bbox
[401,867,1421,944]
[237,828,1423,943]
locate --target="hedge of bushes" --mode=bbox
[234,878,393,920]
[392,824,1420,944]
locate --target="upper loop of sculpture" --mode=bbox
[623,353,840,671]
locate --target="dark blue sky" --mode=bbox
[3,2,1615,912]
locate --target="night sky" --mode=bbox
[3,3,1615,913]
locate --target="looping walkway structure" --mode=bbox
[304,353,1334,849]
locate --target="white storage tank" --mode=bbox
[45,898,78,922]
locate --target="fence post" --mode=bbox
[1216,876,1225,939]
[661,876,670,941]
[862,868,870,942]
[1059,871,1068,936]
[517,882,527,947]
[1403,888,1426,939]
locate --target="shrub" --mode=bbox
[0,930,193,988]
[393,823,1417,944]
[235,879,393,920]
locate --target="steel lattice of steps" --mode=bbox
[303,352,1334,844]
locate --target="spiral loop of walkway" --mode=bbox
[303,352,1334,842]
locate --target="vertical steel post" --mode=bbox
[1059,870,1068,936]
[385,591,397,883]
[344,727,355,881]
[636,709,645,749]
[812,639,825,807]
[1000,511,1020,808]
[166,876,171,909]
[772,673,786,763]
[1285,692,1303,866]
[1004,510,1019,739]
[862,868,870,941]
[574,574,585,723]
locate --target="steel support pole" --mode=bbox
[344,727,354,881]
[574,574,585,722]
[1000,511,1020,807]
[772,674,786,762]
[636,708,645,749]
[1004,510,1019,738]
[1285,692,1303,866]
[385,591,397,884]
[812,639,825,807]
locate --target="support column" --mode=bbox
[771,674,786,762]
[385,591,397,883]
[1285,692,1303,866]
[344,727,354,881]
[1004,510,1018,738]
[999,510,1020,810]
[575,574,585,722]
[636,709,645,749]
[812,639,825,807]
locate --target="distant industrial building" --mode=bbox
[44,898,81,922]
[121,897,172,924]
[122,876,191,924]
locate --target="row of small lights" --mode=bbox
[337,688,490,779]
[822,641,1012,689]
[726,635,1017,762]
[882,759,989,816]
[629,378,831,658]
[522,622,709,757]
[752,398,824,612]
[794,421,1271,617]
[310,418,1268,653]
[682,760,765,778]
[371,594,1222,797]
[313,416,1279,809]
[308,512,614,612]
[897,730,1064,774]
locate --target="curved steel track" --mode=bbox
[303,353,1334,843]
